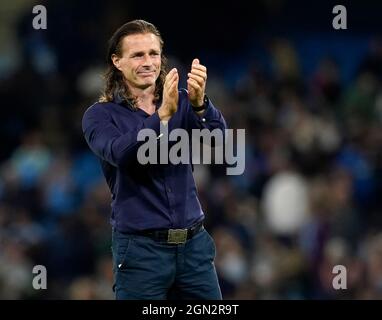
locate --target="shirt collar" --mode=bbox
[113,91,162,112]
[113,93,135,111]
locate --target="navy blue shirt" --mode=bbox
[82,89,227,232]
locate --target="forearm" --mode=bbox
[83,107,161,167]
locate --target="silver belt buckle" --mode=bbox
[167,229,187,244]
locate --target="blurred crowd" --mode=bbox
[1,1,382,299]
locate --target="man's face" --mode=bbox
[113,33,161,90]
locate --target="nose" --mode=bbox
[142,54,153,67]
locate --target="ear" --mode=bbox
[111,54,123,71]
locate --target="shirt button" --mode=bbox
[167,188,172,193]
[202,118,206,122]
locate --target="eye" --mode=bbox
[131,53,144,58]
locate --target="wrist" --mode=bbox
[158,107,171,121]
[191,95,208,112]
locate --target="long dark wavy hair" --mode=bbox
[99,20,167,107]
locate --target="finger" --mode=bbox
[187,78,201,91]
[166,79,178,96]
[187,80,194,93]
[191,64,207,74]
[192,59,207,73]
[170,72,179,86]
[189,69,206,80]
[169,79,178,93]
[189,67,206,77]
[165,69,178,88]
[188,73,205,86]
[169,67,177,74]
[165,68,178,82]
[168,73,179,91]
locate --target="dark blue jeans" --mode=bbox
[111,227,222,300]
